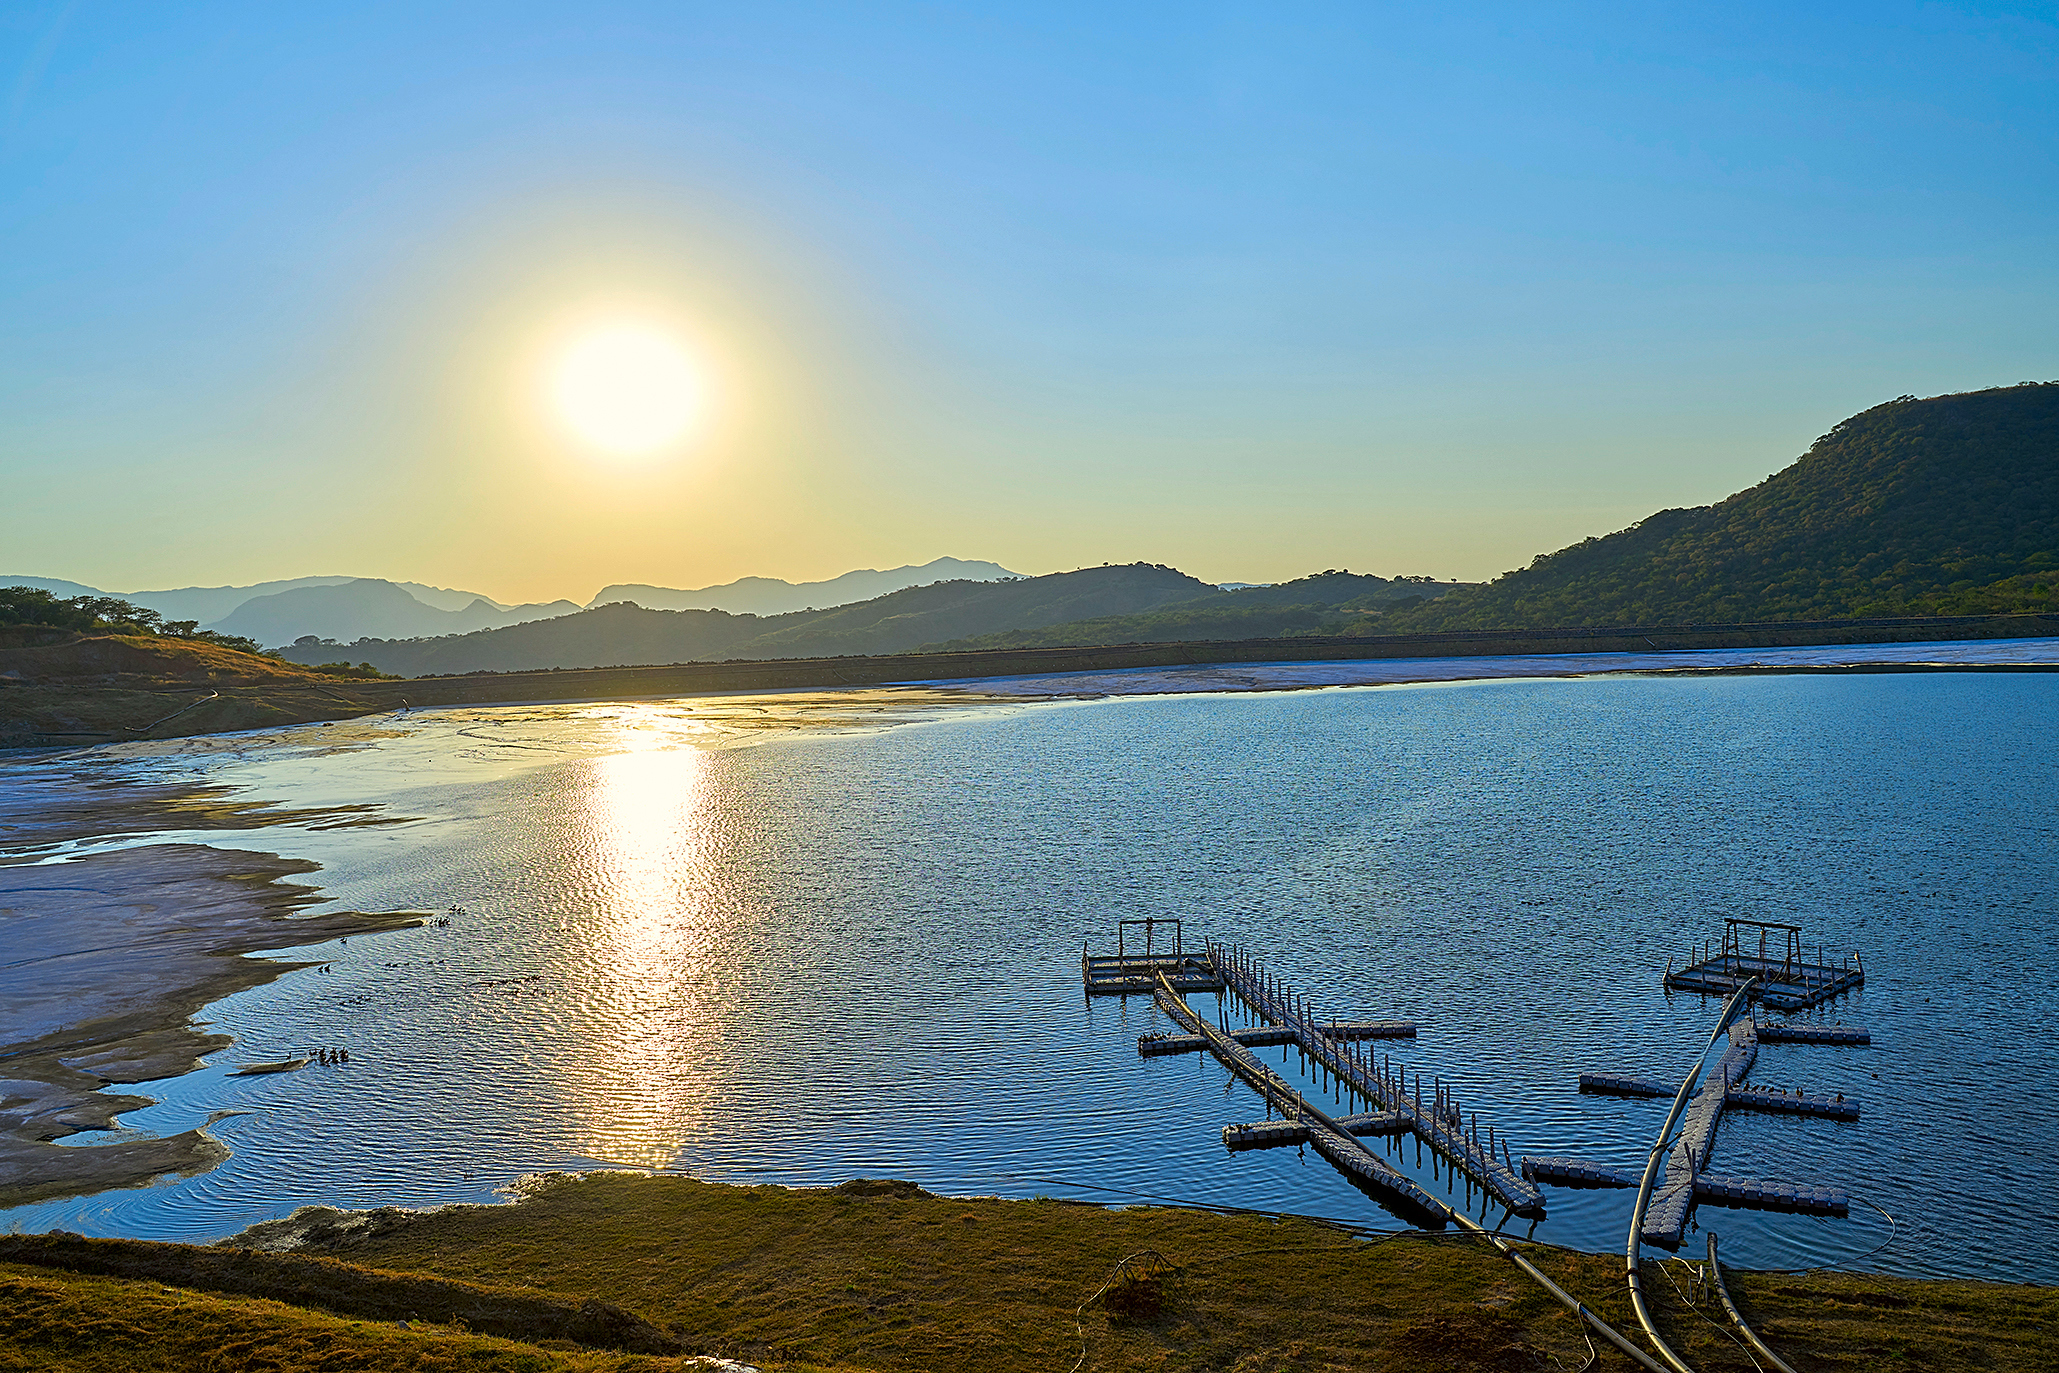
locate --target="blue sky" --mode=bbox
[3,2,2054,600]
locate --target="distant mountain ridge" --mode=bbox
[921,572,1471,651]
[212,580,580,646]
[588,557,1021,615]
[0,575,361,625]
[0,558,1023,647]
[272,564,1215,675]
[1387,382,2059,630]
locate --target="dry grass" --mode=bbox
[232,1175,2059,1372]
[1,1176,2052,1371]
[0,1261,862,1373]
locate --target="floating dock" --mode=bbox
[1528,1010,1869,1248]
[1578,1072,1669,1098]
[1139,1020,1415,1057]
[1726,1084,1860,1120]
[1206,939,1546,1217]
[1221,1110,1411,1150]
[1083,917,1224,996]
[1523,1156,1849,1217]
[1757,1022,1869,1045]
[1144,968,1448,1223]
[1665,918,1863,1011]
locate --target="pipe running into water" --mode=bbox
[1706,1234,1799,1373]
[1184,957,1670,1373]
[1625,978,1759,1373]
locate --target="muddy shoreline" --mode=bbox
[0,844,426,1208]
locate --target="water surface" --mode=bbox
[3,672,2053,1281]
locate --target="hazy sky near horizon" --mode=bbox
[4,3,2055,602]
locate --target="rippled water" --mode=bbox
[4,672,2055,1282]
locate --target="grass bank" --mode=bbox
[1,1175,2050,1371]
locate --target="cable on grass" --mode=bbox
[1069,1249,1174,1373]
[1658,1254,1764,1373]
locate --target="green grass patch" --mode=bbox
[2,1176,2053,1371]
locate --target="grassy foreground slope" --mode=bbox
[1394,382,2059,630]
[1,1176,2052,1372]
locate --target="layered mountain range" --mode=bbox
[255,565,1464,676]
[0,557,1021,649]
[15,382,2053,680]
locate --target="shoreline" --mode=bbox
[3,1172,2051,1371]
[5,614,2056,748]
[0,844,427,1209]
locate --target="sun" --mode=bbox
[547,321,705,457]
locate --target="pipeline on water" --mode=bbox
[1157,969,1673,1373]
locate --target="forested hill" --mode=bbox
[921,571,1467,651]
[1391,382,2059,630]
[271,563,1214,676]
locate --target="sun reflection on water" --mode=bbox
[557,734,740,1168]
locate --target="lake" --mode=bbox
[3,667,2055,1282]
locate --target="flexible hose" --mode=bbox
[1625,978,1759,1373]
[1164,969,1670,1373]
[1707,1234,1798,1373]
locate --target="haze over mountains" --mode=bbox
[591,557,1020,615]
[0,558,1023,648]
[17,384,2053,681]
[261,382,2055,676]
[0,574,568,640]
[272,564,1224,674]
[214,582,583,646]
[261,566,1469,676]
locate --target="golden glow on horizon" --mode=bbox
[547,320,706,458]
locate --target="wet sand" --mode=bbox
[0,844,426,1208]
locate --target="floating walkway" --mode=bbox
[1206,939,1546,1217]
[1727,1084,1861,1120]
[1665,918,1863,1011]
[1523,1157,1849,1217]
[1222,1110,1411,1150]
[1144,969,1447,1223]
[1643,1018,1754,1247]
[1529,1011,1869,1248]
[1139,1020,1415,1057]
[1579,1072,1669,1098]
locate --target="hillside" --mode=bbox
[213,578,578,645]
[922,572,1468,651]
[272,564,1215,676]
[0,628,396,746]
[1392,382,2059,630]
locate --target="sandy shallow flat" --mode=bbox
[0,844,426,1208]
[919,635,2059,698]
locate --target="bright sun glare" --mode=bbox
[548,322,704,458]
